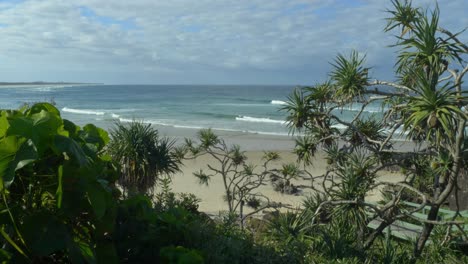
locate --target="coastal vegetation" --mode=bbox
[107,121,182,196]
[0,0,466,263]
[182,129,289,226]
[282,0,467,261]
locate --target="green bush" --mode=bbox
[0,103,119,263]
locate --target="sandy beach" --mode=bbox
[153,127,405,216]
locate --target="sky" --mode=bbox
[0,0,466,85]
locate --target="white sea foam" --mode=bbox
[331,124,348,130]
[213,103,268,107]
[236,116,286,124]
[119,118,133,123]
[105,108,138,113]
[271,100,287,105]
[62,107,105,115]
[111,113,120,118]
[119,118,172,127]
[117,117,291,136]
[173,124,205,129]
[35,87,54,92]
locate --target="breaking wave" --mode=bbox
[271,100,287,105]
[62,107,105,116]
[236,116,286,124]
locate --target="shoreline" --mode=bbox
[153,124,297,151]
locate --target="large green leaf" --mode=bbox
[0,137,21,187]
[67,230,96,264]
[0,113,9,138]
[6,117,34,139]
[80,124,110,150]
[63,119,80,139]
[75,239,96,264]
[0,137,36,189]
[7,110,63,155]
[25,102,61,117]
[53,135,89,166]
[13,139,37,172]
[86,182,107,219]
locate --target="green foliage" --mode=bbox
[107,121,182,195]
[184,129,280,219]
[5,104,466,263]
[265,210,314,262]
[160,246,203,264]
[343,116,386,149]
[417,226,467,263]
[293,135,318,166]
[0,103,119,263]
[373,232,412,264]
[270,163,301,194]
[403,76,466,144]
[197,128,220,149]
[385,0,421,36]
[330,51,369,101]
[154,176,201,214]
[393,4,464,75]
[282,88,310,131]
[115,193,289,264]
[282,0,467,260]
[315,222,364,260]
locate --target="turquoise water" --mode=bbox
[0,84,386,135]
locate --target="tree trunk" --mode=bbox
[364,220,391,250]
[413,204,439,258]
[449,168,468,210]
[364,203,399,250]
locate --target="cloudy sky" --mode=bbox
[0,0,466,85]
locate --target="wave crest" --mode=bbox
[271,100,287,105]
[62,107,105,116]
[236,116,286,124]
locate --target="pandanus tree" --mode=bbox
[107,121,182,196]
[182,129,286,226]
[283,0,467,260]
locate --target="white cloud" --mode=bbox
[0,0,465,84]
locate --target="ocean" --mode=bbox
[0,84,386,136]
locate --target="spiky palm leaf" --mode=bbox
[330,51,370,102]
[402,71,467,144]
[329,151,377,231]
[394,5,464,75]
[305,82,334,105]
[267,210,313,245]
[280,163,301,181]
[198,128,220,149]
[385,0,421,36]
[282,88,310,132]
[107,121,181,195]
[344,116,386,149]
[323,143,346,167]
[293,135,318,166]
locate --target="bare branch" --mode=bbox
[369,80,412,92]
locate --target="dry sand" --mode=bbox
[153,128,405,216]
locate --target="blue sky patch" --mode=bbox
[79,6,138,30]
